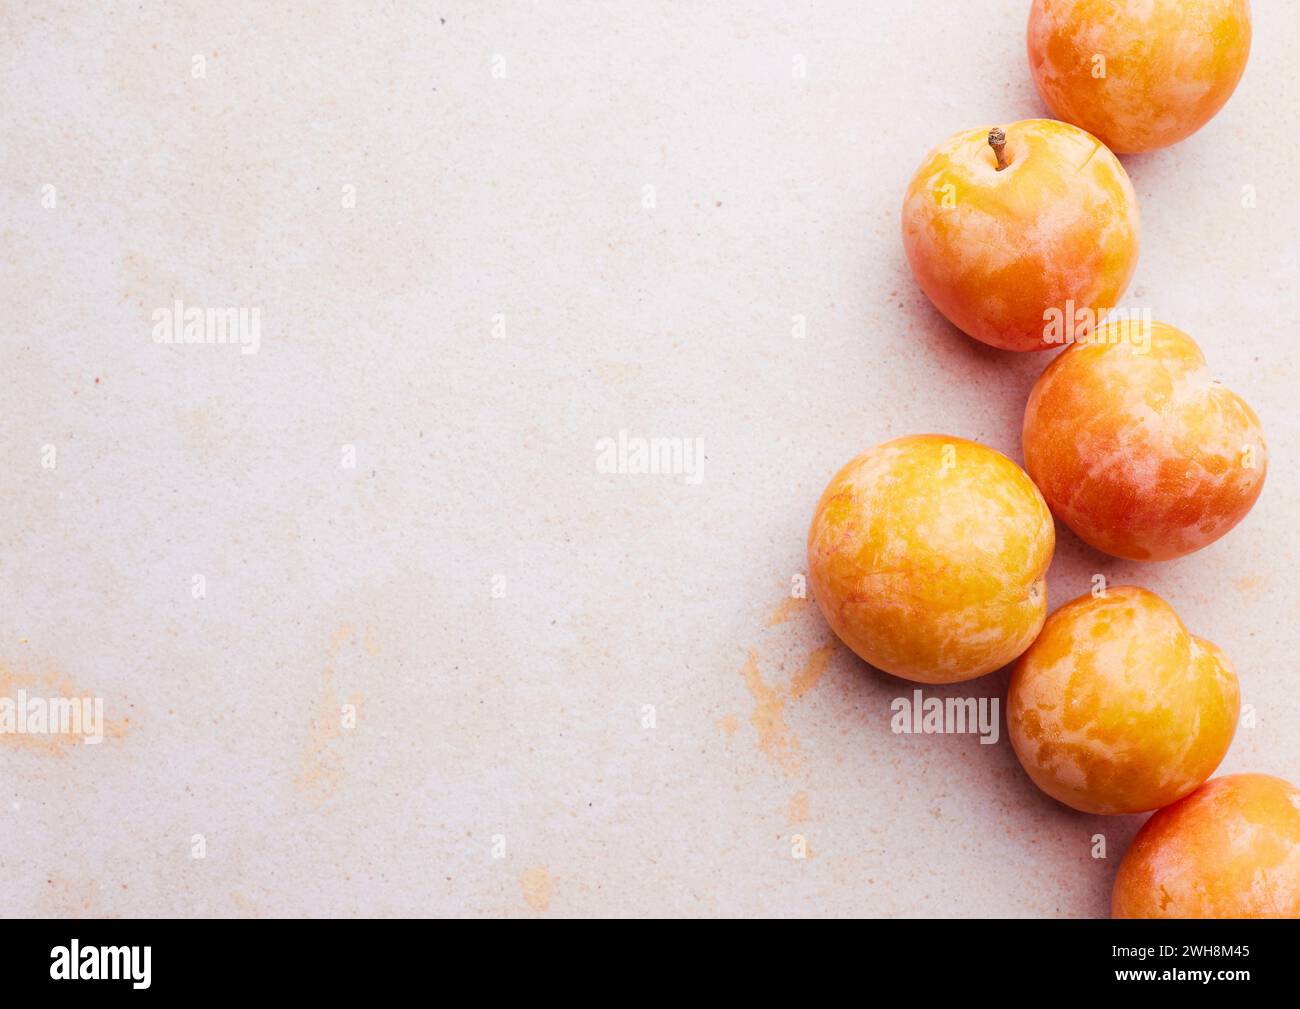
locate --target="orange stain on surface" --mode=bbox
[766,596,809,628]
[739,644,836,777]
[520,867,556,913]
[296,626,371,804]
[787,791,810,824]
[230,892,265,918]
[39,877,106,918]
[716,713,739,737]
[328,622,380,659]
[790,643,836,701]
[0,659,128,755]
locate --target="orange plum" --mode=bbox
[901,119,1139,352]
[1029,0,1252,154]
[807,435,1054,683]
[1008,587,1239,815]
[1023,321,1266,561]
[1113,774,1300,918]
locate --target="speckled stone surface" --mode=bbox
[1,1,1296,918]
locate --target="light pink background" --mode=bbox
[2,1,1296,917]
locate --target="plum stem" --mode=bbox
[989,127,1009,170]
